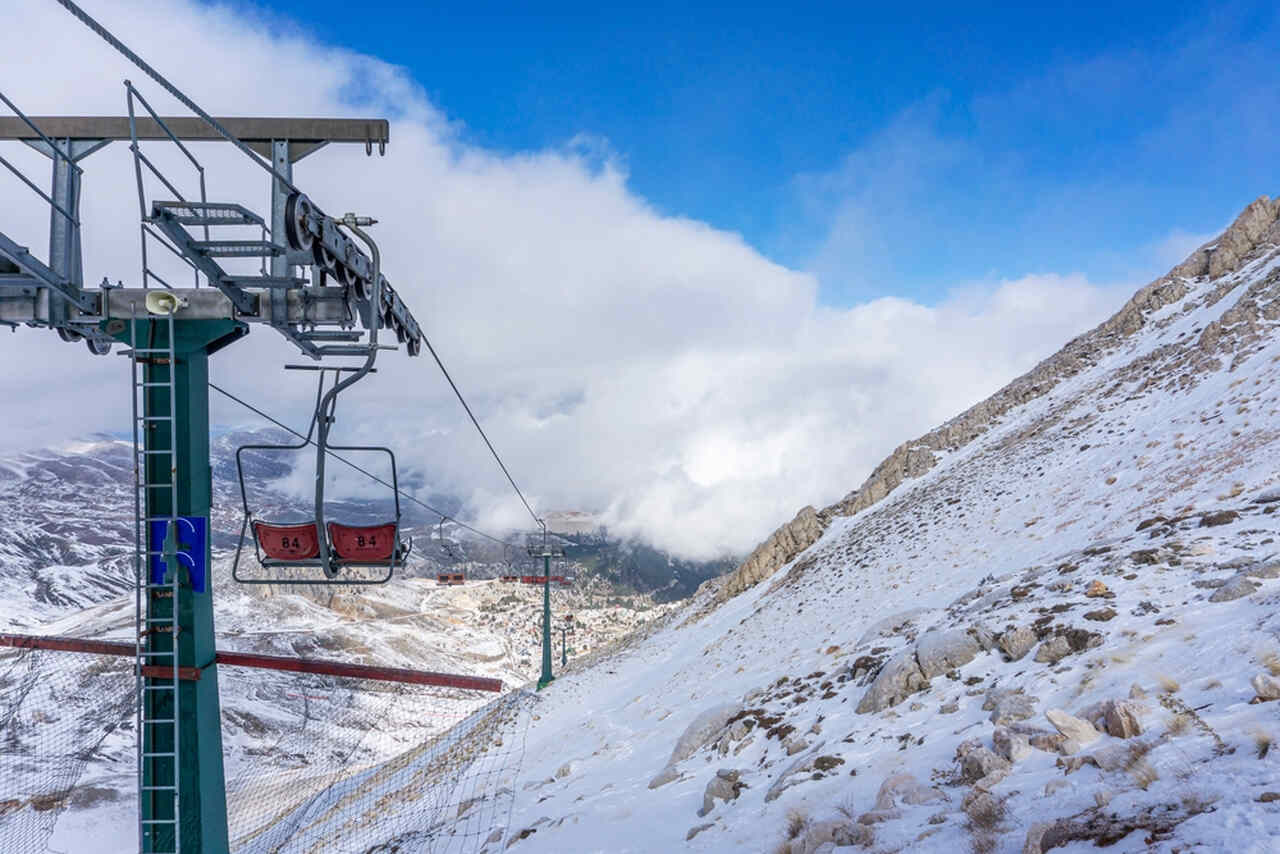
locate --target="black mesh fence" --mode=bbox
[0,643,534,854]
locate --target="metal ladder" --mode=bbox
[130,306,183,853]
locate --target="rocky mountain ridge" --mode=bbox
[716,195,1280,605]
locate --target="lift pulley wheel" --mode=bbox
[284,192,316,253]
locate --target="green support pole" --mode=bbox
[116,316,242,854]
[538,553,554,689]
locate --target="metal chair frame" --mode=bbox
[231,215,409,585]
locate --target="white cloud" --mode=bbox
[0,0,1129,560]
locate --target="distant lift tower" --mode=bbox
[0,82,423,854]
[527,528,565,689]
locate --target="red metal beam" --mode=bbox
[0,633,133,657]
[214,650,503,693]
[0,633,502,693]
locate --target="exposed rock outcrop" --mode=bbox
[715,506,825,602]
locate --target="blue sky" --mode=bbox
[254,0,1280,305]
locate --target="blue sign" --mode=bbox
[148,516,208,593]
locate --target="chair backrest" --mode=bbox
[328,521,397,562]
[253,521,321,561]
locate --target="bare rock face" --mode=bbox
[998,626,1037,661]
[915,628,981,678]
[1172,196,1280,279]
[716,506,825,602]
[855,651,928,713]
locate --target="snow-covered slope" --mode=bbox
[488,198,1280,853]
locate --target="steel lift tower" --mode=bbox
[0,33,425,854]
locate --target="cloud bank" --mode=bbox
[0,0,1129,559]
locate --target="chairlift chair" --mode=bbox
[232,214,410,585]
[438,517,460,560]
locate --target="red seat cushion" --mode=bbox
[254,521,321,561]
[327,522,397,562]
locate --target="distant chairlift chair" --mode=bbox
[232,213,410,584]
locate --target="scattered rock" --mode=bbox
[939,702,959,714]
[764,743,828,802]
[1199,510,1239,527]
[686,822,714,841]
[1034,636,1073,664]
[874,773,917,810]
[647,766,680,789]
[1209,575,1259,602]
[1045,709,1101,753]
[960,747,1011,784]
[1257,791,1280,803]
[855,651,928,713]
[1023,821,1052,854]
[989,692,1038,726]
[1243,562,1280,579]
[993,727,1033,762]
[1251,673,1280,701]
[1101,700,1144,738]
[833,823,875,846]
[915,629,982,678]
[555,762,573,779]
[813,755,844,772]
[997,626,1037,661]
[697,769,746,817]
[848,654,887,684]
[967,623,998,652]
[1084,580,1111,598]
[1131,601,1160,616]
[962,790,1001,822]
[874,772,943,810]
[1029,732,1066,753]
[1084,607,1117,622]
[784,736,809,755]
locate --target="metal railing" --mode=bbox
[126,81,207,290]
[0,89,80,231]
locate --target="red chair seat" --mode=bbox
[254,521,321,561]
[328,522,397,562]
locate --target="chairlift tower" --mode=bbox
[526,529,564,689]
[1,73,424,854]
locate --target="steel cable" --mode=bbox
[209,382,513,547]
